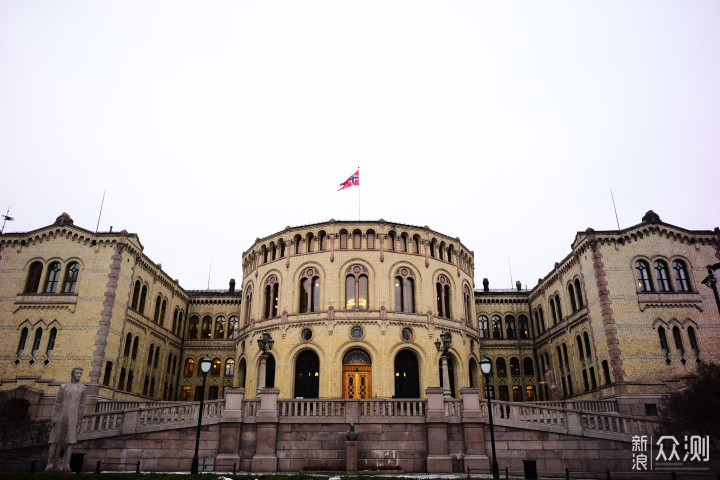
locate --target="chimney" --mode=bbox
[516,281,522,291]
[482,278,489,292]
[229,279,236,293]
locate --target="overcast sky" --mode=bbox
[1,1,718,291]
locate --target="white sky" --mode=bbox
[1,1,719,290]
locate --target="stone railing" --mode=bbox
[80,399,225,439]
[582,411,660,438]
[243,399,260,417]
[444,398,463,417]
[532,399,618,412]
[360,399,425,417]
[279,399,345,417]
[486,400,566,430]
[95,400,179,413]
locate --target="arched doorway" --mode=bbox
[438,355,457,397]
[342,348,371,399]
[394,350,420,398]
[294,350,320,398]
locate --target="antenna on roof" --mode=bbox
[207,259,212,290]
[95,190,106,233]
[610,188,620,230]
[1,206,14,234]
[509,257,513,289]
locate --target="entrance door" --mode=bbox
[342,364,371,399]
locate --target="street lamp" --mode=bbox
[257,332,274,389]
[701,262,720,318]
[191,355,212,475]
[257,331,274,353]
[435,332,452,395]
[480,356,499,479]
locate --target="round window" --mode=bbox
[350,326,364,339]
[401,328,413,341]
[301,328,312,341]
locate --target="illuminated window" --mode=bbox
[214,316,226,339]
[210,358,221,376]
[345,265,369,310]
[491,315,502,339]
[299,268,321,313]
[478,315,489,338]
[636,260,652,292]
[394,268,415,313]
[184,358,194,376]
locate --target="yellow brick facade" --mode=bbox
[1,212,718,413]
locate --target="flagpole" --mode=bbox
[358,166,360,220]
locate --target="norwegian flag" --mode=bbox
[338,170,359,191]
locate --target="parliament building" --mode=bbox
[1,210,719,419]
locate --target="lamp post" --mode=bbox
[257,332,274,388]
[191,355,212,475]
[435,332,452,395]
[480,356,499,479]
[701,262,720,318]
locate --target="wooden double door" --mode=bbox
[342,364,371,399]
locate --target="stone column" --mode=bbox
[460,387,488,470]
[346,441,357,473]
[216,388,245,469]
[251,387,279,472]
[425,387,451,473]
[440,356,450,396]
[258,354,267,391]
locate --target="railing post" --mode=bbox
[136,461,140,473]
[460,387,487,472]
[251,387,280,472]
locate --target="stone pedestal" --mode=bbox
[460,388,488,470]
[251,388,279,472]
[216,388,245,470]
[346,440,357,473]
[425,387,451,472]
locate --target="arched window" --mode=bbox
[491,315,502,339]
[214,316,226,338]
[672,326,684,352]
[387,231,396,251]
[478,315,489,338]
[550,298,557,325]
[306,233,315,252]
[412,235,421,254]
[139,285,148,313]
[498,385,509,401]
[31,328,43,356]
[435,274,451,318]
[523,357,534,376]
[673,260,690,291]
[228,316,240,339]
[238,358,247,389]
[123,333,132,356]
[299,268,321,313]
[225,358,235,376]
[154,347,160,368]
[687,326,699,352]
[154,296,162,322]
[184,358,194,376]
[636,260,652,292]
[526,386,536,401]
[394,268,415,313]
[505,315,516,339]
[518,315,529,339]
[583,332,592,359]
[339,230,348,249]
[118,368,126,390]
[25,262,43,293]
[353,230,362,249]
[394,350,420,398]
[658,326,669,352]
[577,335,584,360]
[654,260,671,292]
[539,307,546,332]
[574,279,584,308]
[264,275,279,318]
[188,316,199,339]
[126,371,134,392]
[245,287,253,323]
[533,311,541,336]
[510,357,521,376]
[63,262,80,293]
[160,300,167,325]
[147,345,154,366]
[172,308,178,334]
[201,316,212,338]
[366,230,375,249]
[496,357,507,376]
[294,234,302,254]
[463,286,472,322]
[318,231,327,251]
[17,327,28,355]
[211,358,221,376]
[512,385,522,401]
[131,280,141,310]
[271,242,277,260]
[562,343,569,367]
[448,245,454,263]
[345,265,369,310]
[430,239,436,257]
[45,262,61,293]
[568,283,577,312]
[556,346,563,371]
[439,242,445,261]
[261,245,268,263]
[398,233,407,252]
[555,294,563,322]
[278,239,285,258]
[468,359,478,388]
